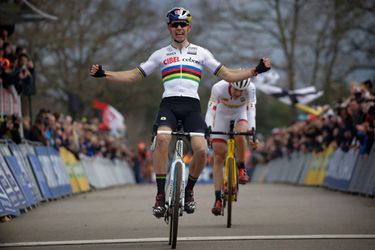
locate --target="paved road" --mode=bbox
[1,183,375,249]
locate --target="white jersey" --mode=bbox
[205,80,256,138]
[136,43,223,99]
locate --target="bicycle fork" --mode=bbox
[165,139,186,224]
[223,139,238,202]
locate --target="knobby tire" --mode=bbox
[227,158,233,228]
[171,162,182,249]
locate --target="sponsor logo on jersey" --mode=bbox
[182,57,201,64]
[163,57,180,65]
[240,96,246,102]
[166,52,177,56]
[187,47,197,55]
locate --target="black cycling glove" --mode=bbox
[255,59,270,74]
[92,65,106,78]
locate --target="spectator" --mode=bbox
[25,115,47,145]
[0,114,22,143]
[14,52,35,95]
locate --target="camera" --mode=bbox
[21,64,27,73]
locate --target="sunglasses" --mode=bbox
[170,21,189,28]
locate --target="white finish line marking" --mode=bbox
[1,235,375,247]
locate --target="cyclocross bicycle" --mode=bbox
[151,120,204,249]
[209,120,255,228]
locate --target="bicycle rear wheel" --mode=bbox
[227,158,234,228]
[170,162,182,249]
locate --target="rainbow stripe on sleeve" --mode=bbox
[136,66,147,78]
[214,64,224,76]
[161,65,202,84]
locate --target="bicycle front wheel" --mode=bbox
[170,162,182,249]
[227,158,234,228]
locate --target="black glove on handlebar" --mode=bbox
[255,59,270,74]
[92,65,106,78]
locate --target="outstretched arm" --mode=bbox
[218,57,271,82]
[89,64,142,84]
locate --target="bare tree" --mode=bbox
[13,0,164,115]
[215,0,374,102]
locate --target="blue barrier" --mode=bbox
[349,145,375,195]
[47,147,73,196]
[323,148,359,191]
[0,174,19,216]
[27,155,52,199]
[0,154,27,210]
[9,143,43,202]
[4,156,37,207]
[34,146,60,198]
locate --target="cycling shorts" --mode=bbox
[155,97,207,134]
[211,109,248,143]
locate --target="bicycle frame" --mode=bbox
[153,123,204,249]
[223,132,238,202]
[166,136,186,215]
[209,120,255,228]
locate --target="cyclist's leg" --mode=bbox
[153,98,177,180]
[208,110,229,215]
[152,99,176,218]
[212,140,226,215]
[234,119,248,162]
[189,136,207,178]
[212,141,226,192]
[181,99,207,187]
[235,119,250,184]
[182,135,206,213]
[153,125,172,179]
[182,103,207,214]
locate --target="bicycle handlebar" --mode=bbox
[208,126,257,144]
[157,130,205,137]
[208,130,255,136]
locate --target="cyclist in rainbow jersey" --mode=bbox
[90,7,271,219]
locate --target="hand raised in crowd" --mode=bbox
[90,64,106,78]
[19,66,30,79]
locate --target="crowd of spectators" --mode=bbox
[0,28,157,183]
[1,27,36,98]
[1,108,134,161]
[0,27,154,181]
[251,80,375,167]
[0,107,155,183]
[2,27,374,184]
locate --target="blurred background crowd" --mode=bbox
[0,29,154,182]
[250,80,375,169]
[0,27,36,101]
[1,33,374,184]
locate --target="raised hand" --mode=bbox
[90,64,106,78]
[255,57,271,74]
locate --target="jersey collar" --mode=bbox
[170,42,191,51]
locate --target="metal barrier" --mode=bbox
[0,140,136,219]
[79,155,135,189]
[348,145,375,195]
[252,144,375,197]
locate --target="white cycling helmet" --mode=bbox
[166,7,192,24]
[231,78,252,91]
